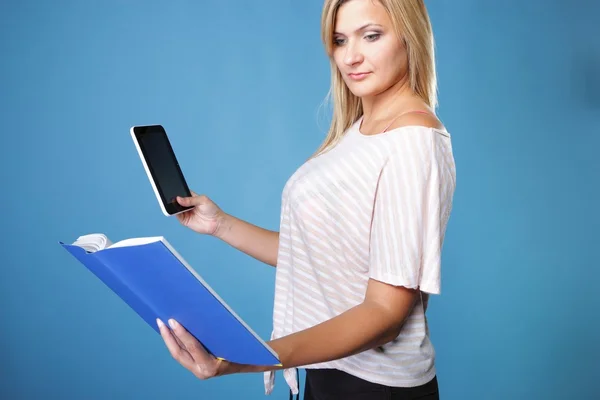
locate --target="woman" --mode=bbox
[157,0,456,399]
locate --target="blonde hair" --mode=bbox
[311,0,437,159]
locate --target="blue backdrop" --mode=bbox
[1,0,598,399]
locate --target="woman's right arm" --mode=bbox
[214,213,279,268]
[175,193,279,268]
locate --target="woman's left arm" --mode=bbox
[159,279,418,378]
[232,278,418,374]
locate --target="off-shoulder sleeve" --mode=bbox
[369,131,448,294]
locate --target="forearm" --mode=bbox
[228,300,413,374]
[215,213,279,267]
[268,302,402,368]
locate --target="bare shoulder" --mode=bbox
[389,111,445,131]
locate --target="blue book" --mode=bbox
[60,234,281,367]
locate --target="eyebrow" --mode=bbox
[333,23,383,35]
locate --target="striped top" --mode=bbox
[264,117,456,395]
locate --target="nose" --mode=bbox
[343,41,363,66]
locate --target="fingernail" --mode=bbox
[168,319,178,329]
[156,318,165,329]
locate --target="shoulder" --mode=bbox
[384,113,450,169]
[388,110,445,132]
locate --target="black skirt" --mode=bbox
[302,368,439,400]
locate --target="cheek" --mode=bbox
[332,51,351,81]
[332,52,343,69]
[370,45,407,77]
[331,54,345,79]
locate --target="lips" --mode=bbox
[348,72,371,81]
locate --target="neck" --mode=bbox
[360,75,414,123]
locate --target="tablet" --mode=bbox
[130,125,194,216]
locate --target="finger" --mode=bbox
[177,194,204,207]
[157,318,195,368]
[164,322,187,350]
[173,333,187,350]
[169,319,219,379]
[168,319,213,366]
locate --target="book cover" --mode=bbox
[60,235,280,366]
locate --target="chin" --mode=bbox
[343,75,389,98]
[345,82,379,98]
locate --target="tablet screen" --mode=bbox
[134,125,192,215]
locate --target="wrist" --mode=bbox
[217,360,270,376]
[213,212,232,240]
[216,359,233,376]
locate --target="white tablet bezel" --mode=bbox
[130,125,194,217]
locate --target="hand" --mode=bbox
[157,318,230,380]
[175,191,226,236]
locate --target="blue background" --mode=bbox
[1,0,599,399]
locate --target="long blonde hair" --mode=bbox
[310,0,437,159]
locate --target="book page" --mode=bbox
[71,234,163,252]
[109,236,163,249]
[72,233,113,253]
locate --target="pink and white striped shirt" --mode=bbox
[264,117,456,395]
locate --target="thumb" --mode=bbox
[176,195,194,206]
[177,192,204,207]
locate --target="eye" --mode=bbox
[333,37,346,46]
[365,33,381,42]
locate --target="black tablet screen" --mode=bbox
[134,125,192,214]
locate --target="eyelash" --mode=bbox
[333,33,381,46]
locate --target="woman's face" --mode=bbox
[332,0,408,99]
